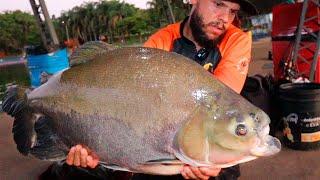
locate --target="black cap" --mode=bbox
[236,0,258,15]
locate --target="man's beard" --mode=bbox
[189,10,224,49]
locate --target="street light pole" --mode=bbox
[66,24,70,41]
[29,0,59,52]
[62,21,70,41]
[165,0,176,23]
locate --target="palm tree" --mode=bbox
[147,0,168,26]
[147,0,190,26]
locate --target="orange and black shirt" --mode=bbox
[144,18,252,94]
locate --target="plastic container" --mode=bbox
[27,48,69,87]
[279,83,320,150]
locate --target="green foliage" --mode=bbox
[0,0,282,53]
[116,12,148,34]
[57,0,150,43]
[0,0,229,51]
[0,10,41,54]
[54,0,190,44]
[146,0,189,25]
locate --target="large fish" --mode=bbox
[2,42,281,175]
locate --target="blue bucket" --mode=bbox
[27,48,69,87]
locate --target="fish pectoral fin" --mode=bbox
[69,41,116,67]
[137,160,185,175]
[144,158,184,165]
[99,162,132,172]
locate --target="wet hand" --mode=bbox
[66,144,99,168]
[181,165,221,180]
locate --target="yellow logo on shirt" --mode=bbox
[203,63,213,72]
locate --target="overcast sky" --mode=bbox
[0,0,149,16]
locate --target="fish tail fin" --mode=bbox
[69,41,116,67]
[2,85,35,155]
[2,85,68,160]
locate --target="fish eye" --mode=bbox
[235,124,247,136]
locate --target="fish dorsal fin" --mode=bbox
[69,41,117,67]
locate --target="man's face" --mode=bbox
[189,0,240,48]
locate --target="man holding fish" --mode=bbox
[65,1,261,179]
[0,0,275,180]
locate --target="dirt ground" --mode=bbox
[1,37,320,180]
[248,37,274,76]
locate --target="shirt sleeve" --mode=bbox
[213,32,252,94]
[143,33,160,48]
[144,24,180,51]
[143,30,173,51]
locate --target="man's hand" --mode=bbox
[66,144,99,168]
[181,165,221,180]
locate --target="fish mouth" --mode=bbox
[249,111,281,157]
[250,126,281,156]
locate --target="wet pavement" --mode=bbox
[0,113,51,180]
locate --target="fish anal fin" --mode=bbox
[12,108,35,155]
[30,115,68,161]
